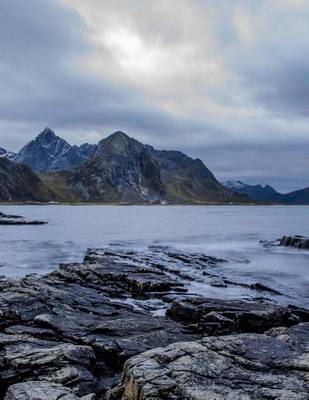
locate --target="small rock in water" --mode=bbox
[280,235,309,249]
[0,211,47,225]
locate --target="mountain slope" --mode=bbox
[43,132,242,203]
[51,132,165,202]
[150,149,240,203]
[14,128,96,172]
[0,158,57,202]
[284,187,309,204]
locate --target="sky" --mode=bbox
[0,0,308,192]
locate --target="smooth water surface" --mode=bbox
[0,205,308,307]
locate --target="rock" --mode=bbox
[108,322,309,400]
[0,247,308,398]
[167,297,309,335]
[280,235,309,249]
[0,212,47,225]
[4,381,82,400]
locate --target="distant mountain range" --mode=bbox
[43,131,239,203]
[0,128,243,203]
[223,180,309,204]
[0,128,307,204]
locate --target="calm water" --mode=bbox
[0,205,308,307]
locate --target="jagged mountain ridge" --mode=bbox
[14,128,96,172]
[223,180,309,204]
[0,158,57,202]
[44,131,241,203]
[0,147,17,160]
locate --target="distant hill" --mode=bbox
[223,180,309,204]
[14,127,96,172]
[0,158,57,202]
[42,131,242,203]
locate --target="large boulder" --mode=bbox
[167,297,309,335]
[108,323,309,400]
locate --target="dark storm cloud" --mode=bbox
[0,0,195,146]
[0,0,308,191]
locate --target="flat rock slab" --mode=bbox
[167,297,309,335]
[0,248,308,399]
[4,381,93,400]
[0,212,47,225]
[109,322,309,400]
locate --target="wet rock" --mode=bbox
[167,297,309,335]
[4,381,84,400]
[0,212,47,225]
[280,235,309,249]
[109,322,309,400]
[0,247,308,399]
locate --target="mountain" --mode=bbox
[223,180,309,204]
[14,127,96,172]
[283,187,309,204]
[0,147,17,160]
[0,158,57,202]
[149,148,238,202]
[46,132,165,202]
[223,181,283,202]
[43,131,242,203]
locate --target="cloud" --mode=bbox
[0,0,308,191]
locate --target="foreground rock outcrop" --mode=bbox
[0,248,308,399]
[110,322,309,400]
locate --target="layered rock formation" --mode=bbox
[111,323,309,400]
[0,247,308,399]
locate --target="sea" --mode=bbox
[0,205,308,308]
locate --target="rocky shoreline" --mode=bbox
[0,247,308,399]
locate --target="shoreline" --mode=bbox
[0,246,308,399]
[1,201,308,206]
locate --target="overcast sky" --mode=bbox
[0,0,308,192]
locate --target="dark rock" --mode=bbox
[0,248,308,399]
[167,297,308,335]
[280,235,309,249]
[4,381,86,400]
[108,322,309,400]
[0,212,47,225]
